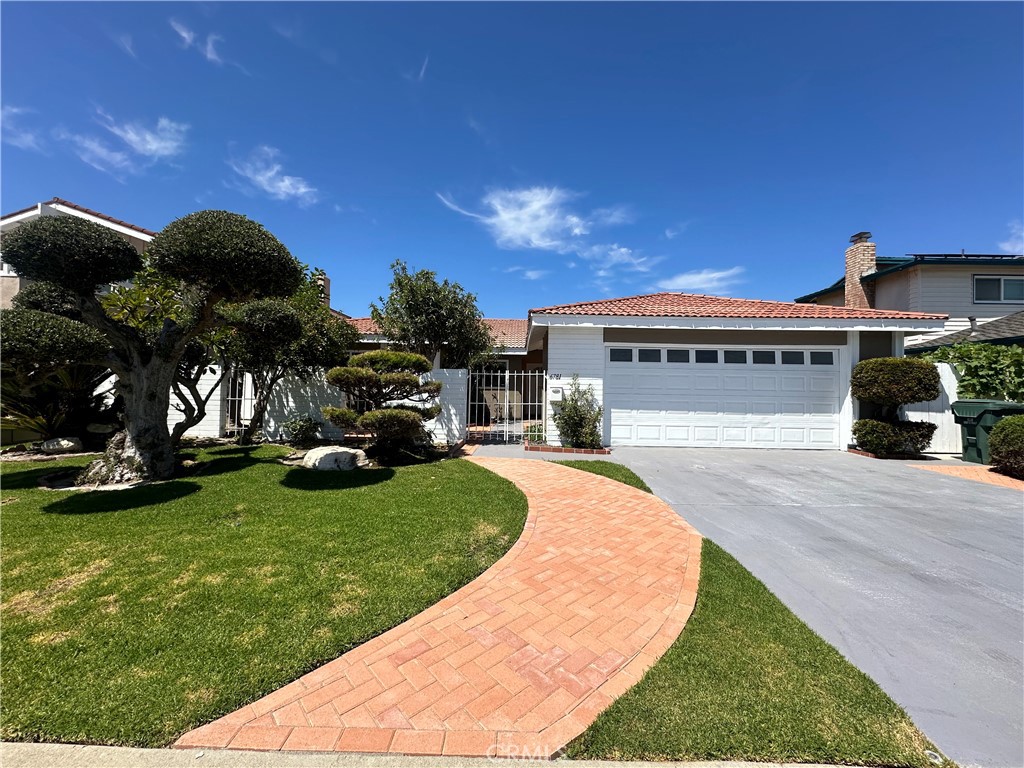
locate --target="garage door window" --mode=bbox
[666,349,689,363]
[723,350,747,364]
[752,350,775,364]
[695,350,718,363]
[810,351,834,365]
[609,348,632,362]
[780,351,804,365]
[638,348,662,363]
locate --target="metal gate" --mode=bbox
[467,368,547,444]
[222,368,254,437]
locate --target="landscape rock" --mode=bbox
[41,437,83,455]
[86,422,118,434]
[301,446,368,471]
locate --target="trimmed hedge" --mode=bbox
[989,414,1024,480]
[852,419,937,457]
[851,357,940,410]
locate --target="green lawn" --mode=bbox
[560,461,940,767]
[0,446,527,747]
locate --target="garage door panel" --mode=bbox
[606,346,841,449]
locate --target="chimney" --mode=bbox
[314,272,331,308]
[844,231,876,309]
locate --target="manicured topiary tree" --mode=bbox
[989,414,1024,479]
[322,350,441,455]
[850,357,940,456]
[0,211,303,482]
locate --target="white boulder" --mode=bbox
[41,437,84,455]
[301,446,368,471]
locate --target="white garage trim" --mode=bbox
[602,342,843,449]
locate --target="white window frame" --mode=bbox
[973,274,1024,304]
[603,342,841,368]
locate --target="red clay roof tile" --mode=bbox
[530,292,946,321]
[347,318,529,347]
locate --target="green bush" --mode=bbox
[321,407,359,429]
[281,414,321,447]
[852,419,937,456]
[922,343,1024,402]
[851,358,941,413]
[552,375,603,449]
[357,408,427,448]
[989,414,1024,479]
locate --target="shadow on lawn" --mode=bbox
[42,481,202,515]
[280,466,395,491]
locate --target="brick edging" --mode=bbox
[848,447,926,461]
[524,442,611,455]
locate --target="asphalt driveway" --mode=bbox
[614,448,1023,768]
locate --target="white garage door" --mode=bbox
[605,345,842,449]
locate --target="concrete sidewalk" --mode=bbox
[0,742,861,768]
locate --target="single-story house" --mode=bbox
[528,292,946,450]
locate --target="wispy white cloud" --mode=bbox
[116,34,136,58]
[170,19,195,47]
[998,220,1023,254]
[404,54,429,83]
[202,34,223,64]
[98,110,188,159]
[440,186,661,291]
[663,220,693,240]
[655,267,744,294]
[522,269,548,280]
[1,106,44,151]
[54,128,135,179]
[228,145,318,206]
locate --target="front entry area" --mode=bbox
[604,344,842,449]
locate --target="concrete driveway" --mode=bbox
[611,448,1023,768]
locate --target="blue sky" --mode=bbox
[2,2,1021,318]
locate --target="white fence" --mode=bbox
[422,369,468,445]
[903,362,960,453]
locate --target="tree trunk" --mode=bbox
[237,370,282,446]
[80,363,176,484]
[170,367,227,448]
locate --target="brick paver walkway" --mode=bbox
[910,463,1024,491]
[175,457,701,758]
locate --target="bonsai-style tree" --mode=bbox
[226,272,359,445]
[370,260,492,368]
[0,211,303,482]
[850,357,940,456]
[322,350,441,454]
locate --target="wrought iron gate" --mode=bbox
[467,368,547,444]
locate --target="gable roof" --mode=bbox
[795,254,1024,303]
[0,197,158,238]
[531,292,946,321]
[906,311,1024,351]
[346,317,528,349]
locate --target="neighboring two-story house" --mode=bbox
[795,232,1023,345]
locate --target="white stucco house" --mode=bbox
[528,292,945,450]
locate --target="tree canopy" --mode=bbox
[370,260,492,368]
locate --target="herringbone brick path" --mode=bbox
[175,457,701,758]
[911,463,1024,491]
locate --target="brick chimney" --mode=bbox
[314,271,331,307]
[844,231,876,309]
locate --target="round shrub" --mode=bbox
[148,210,303,301]
[281,414,321,447]
[989,414,1024,479]
[347,349,432,374]
[11,281,81,319]
[357,408,427,448]
[1,308,110,371]
[852,419,937,456]
[0,215,142,293]
[225,299,303,368]
[851,357,940,410]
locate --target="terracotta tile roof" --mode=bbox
[347,317,528,347]
[0,197,158,237]
[531,292,947,321]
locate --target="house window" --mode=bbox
[781,351,804,365]
[609,348,632,362]
[695,350,718,364]
[638,348,661,363]
[810,351,834,365]
[752,350,775,364]
[666,349,689,363]
[974,276,1024,303]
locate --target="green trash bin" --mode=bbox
[951,400,1024,464]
